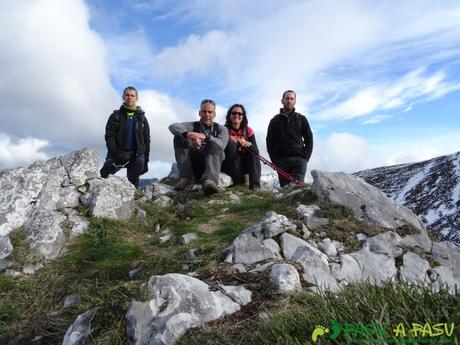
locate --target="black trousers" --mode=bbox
[100,152,144,187]
[273,156,307,187]
[222,141,261,189]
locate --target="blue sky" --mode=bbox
[1,0,460,179]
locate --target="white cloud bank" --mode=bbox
[0,134,49,169]
[0,0,118,169]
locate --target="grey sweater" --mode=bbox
[169,121,229,151]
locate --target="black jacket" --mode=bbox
[266,108,313,162]
[104,106,150,162]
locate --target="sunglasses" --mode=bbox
[201,99,215,105]
[231,111,244,117]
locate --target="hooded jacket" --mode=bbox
[104,106,150,163]
[266,108,313,162]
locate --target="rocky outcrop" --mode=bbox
[311,170,425,230]
[0,148,99,260]
[126,273,249,345]
[0,148,140,262]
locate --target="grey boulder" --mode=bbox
[270,264,302,294]
[80,176,136,220]
[62,308,98,345]
[311,170,424,230]
[232,233,281,264]
[126,273,241,345]
[0,236,13,270]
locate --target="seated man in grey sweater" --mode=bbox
[169,99,229,195]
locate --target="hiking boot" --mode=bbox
[174,178,193,191]
[202,180,218,195]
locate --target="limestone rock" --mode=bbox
[62,208,89,238]
[431,241,460,277]
[153,195,174,208]
[159,229,172,244]
[270,264,302,294]
[242,211,296,240]
[400,252,430,285]
[296,204,320,223]
[179,233,198,245]
[0,236,13,270]
[281,233,328,264]
[24,208,67,260]
[402,231,433,253]
[306,217,329,229]
[333,248,397,286]
[62,308,98,345]
[126,273,241,345]
[232,233,281,264]
[232,263,247,273]
[364,231,403,257]
[318,238,338,257]
[430,266,459,294]
[292,246,340,293]
[218,173,233,188]
[311,170,424,230]
[221,285,252,305]
[23,263,43,275]
[81,176,135,220]
[0,148,98,238]
[63,293,80,308]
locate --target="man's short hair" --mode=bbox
[123,86,138,97]
[200,99,216,106]
[282,90,296,99]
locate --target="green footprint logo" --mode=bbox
[311,326,329,343]
[311,325,330,343]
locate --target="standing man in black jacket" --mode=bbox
[100,86,150,187]
[266,90,313,187]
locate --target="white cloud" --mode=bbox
[309,132,382,174]
[0,134,49,169]
[130,0,460,127]
[378,132,460,166]
[0,0,117,159]
[153,30,235,80]
[316,69,460,120]
[362,115,394,125]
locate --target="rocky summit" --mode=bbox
[1,148,459,345]
[357,151,460,245]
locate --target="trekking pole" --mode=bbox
[249,151,305,188]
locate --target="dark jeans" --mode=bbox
[273,156,307,187]
[173,136,224,183]
[222,141,261,189]
[100,152,144,187]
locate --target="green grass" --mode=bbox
[179,282,460,345]
[2,186,457,345]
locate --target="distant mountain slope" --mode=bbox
[357,151,460,245]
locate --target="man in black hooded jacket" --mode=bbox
[100,86,150,187]
[266,90,313,187]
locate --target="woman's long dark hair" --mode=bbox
[225,104,248,129]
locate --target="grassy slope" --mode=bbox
[0,187,458,345]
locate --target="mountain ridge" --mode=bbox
[357,151,460,245]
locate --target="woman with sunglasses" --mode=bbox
[221,104,261,190]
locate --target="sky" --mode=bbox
[1,0,460,180]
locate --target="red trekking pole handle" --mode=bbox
[248,151,305,188]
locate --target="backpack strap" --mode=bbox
[193,121,219,138]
